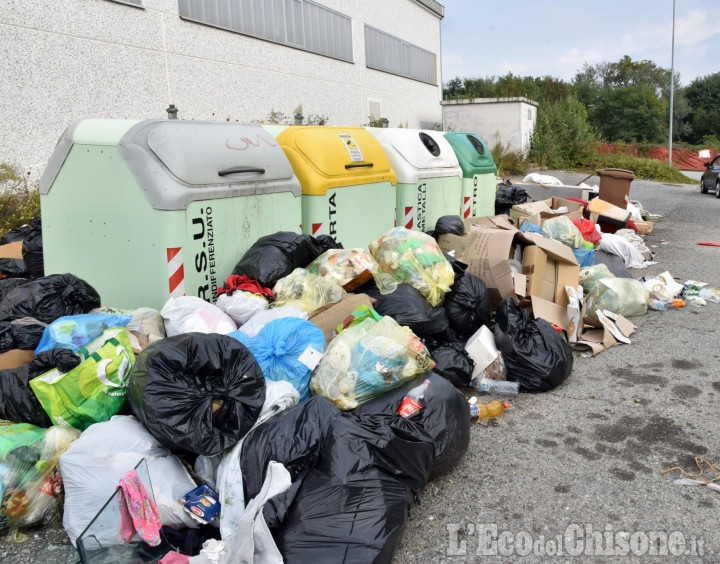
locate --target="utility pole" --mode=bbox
[668,0,675,166]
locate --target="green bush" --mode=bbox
[575,152,695,183]
[529,95,599,169]
[0,163,41,234]
[490,140,527,176]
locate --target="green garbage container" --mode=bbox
[276,126,396,249]
[39,119,302,310]
[443,132,497,218]
[372,129,463,232]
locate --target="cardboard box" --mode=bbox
[0,241,24,259]
[520,233,579,308]
[309,293,375,345]
[634,220,654,235]
[0,349,35,370]
[509,197,584,228]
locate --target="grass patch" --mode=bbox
[0,163,41,234]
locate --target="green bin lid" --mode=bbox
[443,132,497,177]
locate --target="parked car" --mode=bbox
[701,154,720,197]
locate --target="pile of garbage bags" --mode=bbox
[0,219,588,563]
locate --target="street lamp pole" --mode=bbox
[668,0,675,166]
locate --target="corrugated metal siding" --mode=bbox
[365,25,436,85]
[178,0,352,62]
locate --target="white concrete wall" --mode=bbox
[1,0,443,177]
[442,98,538,155]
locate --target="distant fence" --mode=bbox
[596,143,717,171]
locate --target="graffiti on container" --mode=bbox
[192,207,218,303]
[225,134,276,151]
[416,183,427,231]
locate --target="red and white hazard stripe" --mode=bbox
[311,223,323,236]
[463,197,471,218]
[404,206,414,229]
[167,247,185,298]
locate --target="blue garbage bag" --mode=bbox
[35,314,132,354]
[235,317,325,402]
[572,248,595,268]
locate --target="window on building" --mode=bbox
[107,0,144,7]
[178,0,353,62]
[364,25,436,85]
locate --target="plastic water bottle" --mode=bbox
[648,299,667,311]
[477,378,519,396]
[397,379,430,418]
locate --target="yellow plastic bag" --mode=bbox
[310,314,435,410]
[272,268,345,313]
[368,228,454,306]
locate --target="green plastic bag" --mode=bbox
[30,328,135,430]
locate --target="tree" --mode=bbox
[683,72,720,144]
[442,73,570,103]
[529,95,599,168]
[573,56,672,143]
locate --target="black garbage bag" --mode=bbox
[0,319,47,353]
[274,412,435,564]
[127,333,266,456]
[232,232,342,288]
[0,274,101,324]
[373,284,449,339]
[22,217,43,278]
[434,215,464,236]
[495,181,529,215]
[0,259,28,278]
[443,271,492,339]
[239,397,340,527]
[427,341,474,388]
[493,298,573,393]
[0,278,29,303]
[443,251,468,276]
[0,221,35,245]
[0,348,80,426]
[355,372,470,481]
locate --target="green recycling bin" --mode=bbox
[276,126,396,249]
[39,119,302,310]
[372,129,463,232]
[443,131,498,218]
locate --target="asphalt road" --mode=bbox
[1,171,718,563]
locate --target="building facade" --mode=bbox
[1,0,444,177]
[442,97,538,156]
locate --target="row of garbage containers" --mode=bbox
[38,119,498,310]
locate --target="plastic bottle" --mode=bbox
[469,398,509,421]
[477,378,519,396]
[397,379,430,418]
[648,299,667,311]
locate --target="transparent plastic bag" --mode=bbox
[125,307,166,354]
[310,314,435,410]
[368,227,454,307]
[307,248,378,288]
[587,278,649,318]
[272,268,345,313]
[579,264,615,293]
[160,296,236,337]
[541,216,584,249]
[0,422,80,534]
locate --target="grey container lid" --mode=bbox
[41,119,301,211]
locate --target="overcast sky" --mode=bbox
[441,1,720,87]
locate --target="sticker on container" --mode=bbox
[338,134,364,162]
[298,345,324,370]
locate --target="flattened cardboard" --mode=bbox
[576,314,636,355]
[588,198,631,226]
[531,296,568,330]
[309,293,375,345]
[0,241,23,259]
[0,349,34,370]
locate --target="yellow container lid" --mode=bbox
[277,126,396,195]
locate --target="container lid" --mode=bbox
[374,129,462,183]
[596,168,635,180]
[443,131,497,176]
[276,126,396,195]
